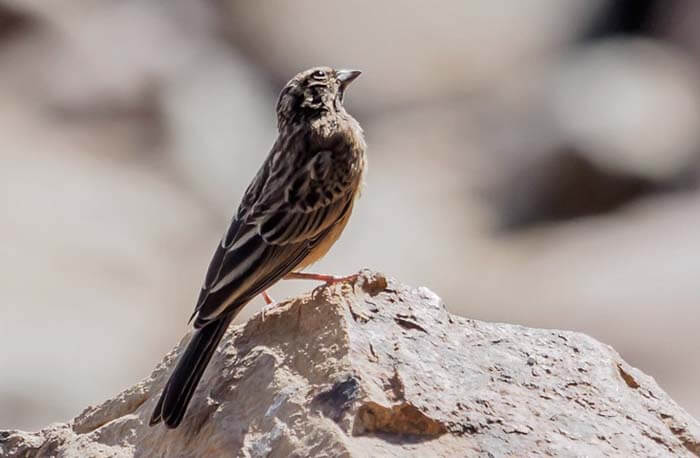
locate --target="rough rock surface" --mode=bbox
[2,271,698,457]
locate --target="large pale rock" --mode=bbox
[223,1,604,110]
[2,271,698,457]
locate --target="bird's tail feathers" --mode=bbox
[149,314,233,428]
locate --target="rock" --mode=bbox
[222,1,602,110]
[2,271,698,457]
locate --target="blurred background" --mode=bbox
[2,0,699,430]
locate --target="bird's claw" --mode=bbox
[261,290,276,321]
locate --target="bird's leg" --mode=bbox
[262,290,274,305]
[284,271,358,285]
[260,290,276,321]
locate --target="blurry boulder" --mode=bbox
[478,37,700,230]
[492,148,696,230]
[162,50,276,215]
[1,1,217,112]
[0,1,31,42]
[222,0,605,112]
[551,38,700,182]
[0,0,277,216]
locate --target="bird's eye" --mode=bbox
[312,70,327,80]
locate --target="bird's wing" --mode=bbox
[190,150,356,328]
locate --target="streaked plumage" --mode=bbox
[150,67,366,428]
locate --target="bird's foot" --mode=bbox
[260,290,276,321]
[262,290,274,305]
[284,271,358,285]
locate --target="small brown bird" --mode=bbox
[150,67,366,428]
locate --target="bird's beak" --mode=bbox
[337,69,362,89]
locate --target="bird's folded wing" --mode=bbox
[190,150,355,327]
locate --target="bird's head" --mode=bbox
[276,66,361,128]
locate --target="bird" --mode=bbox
[149,66,366,428]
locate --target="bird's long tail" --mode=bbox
[149,314,234,428]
